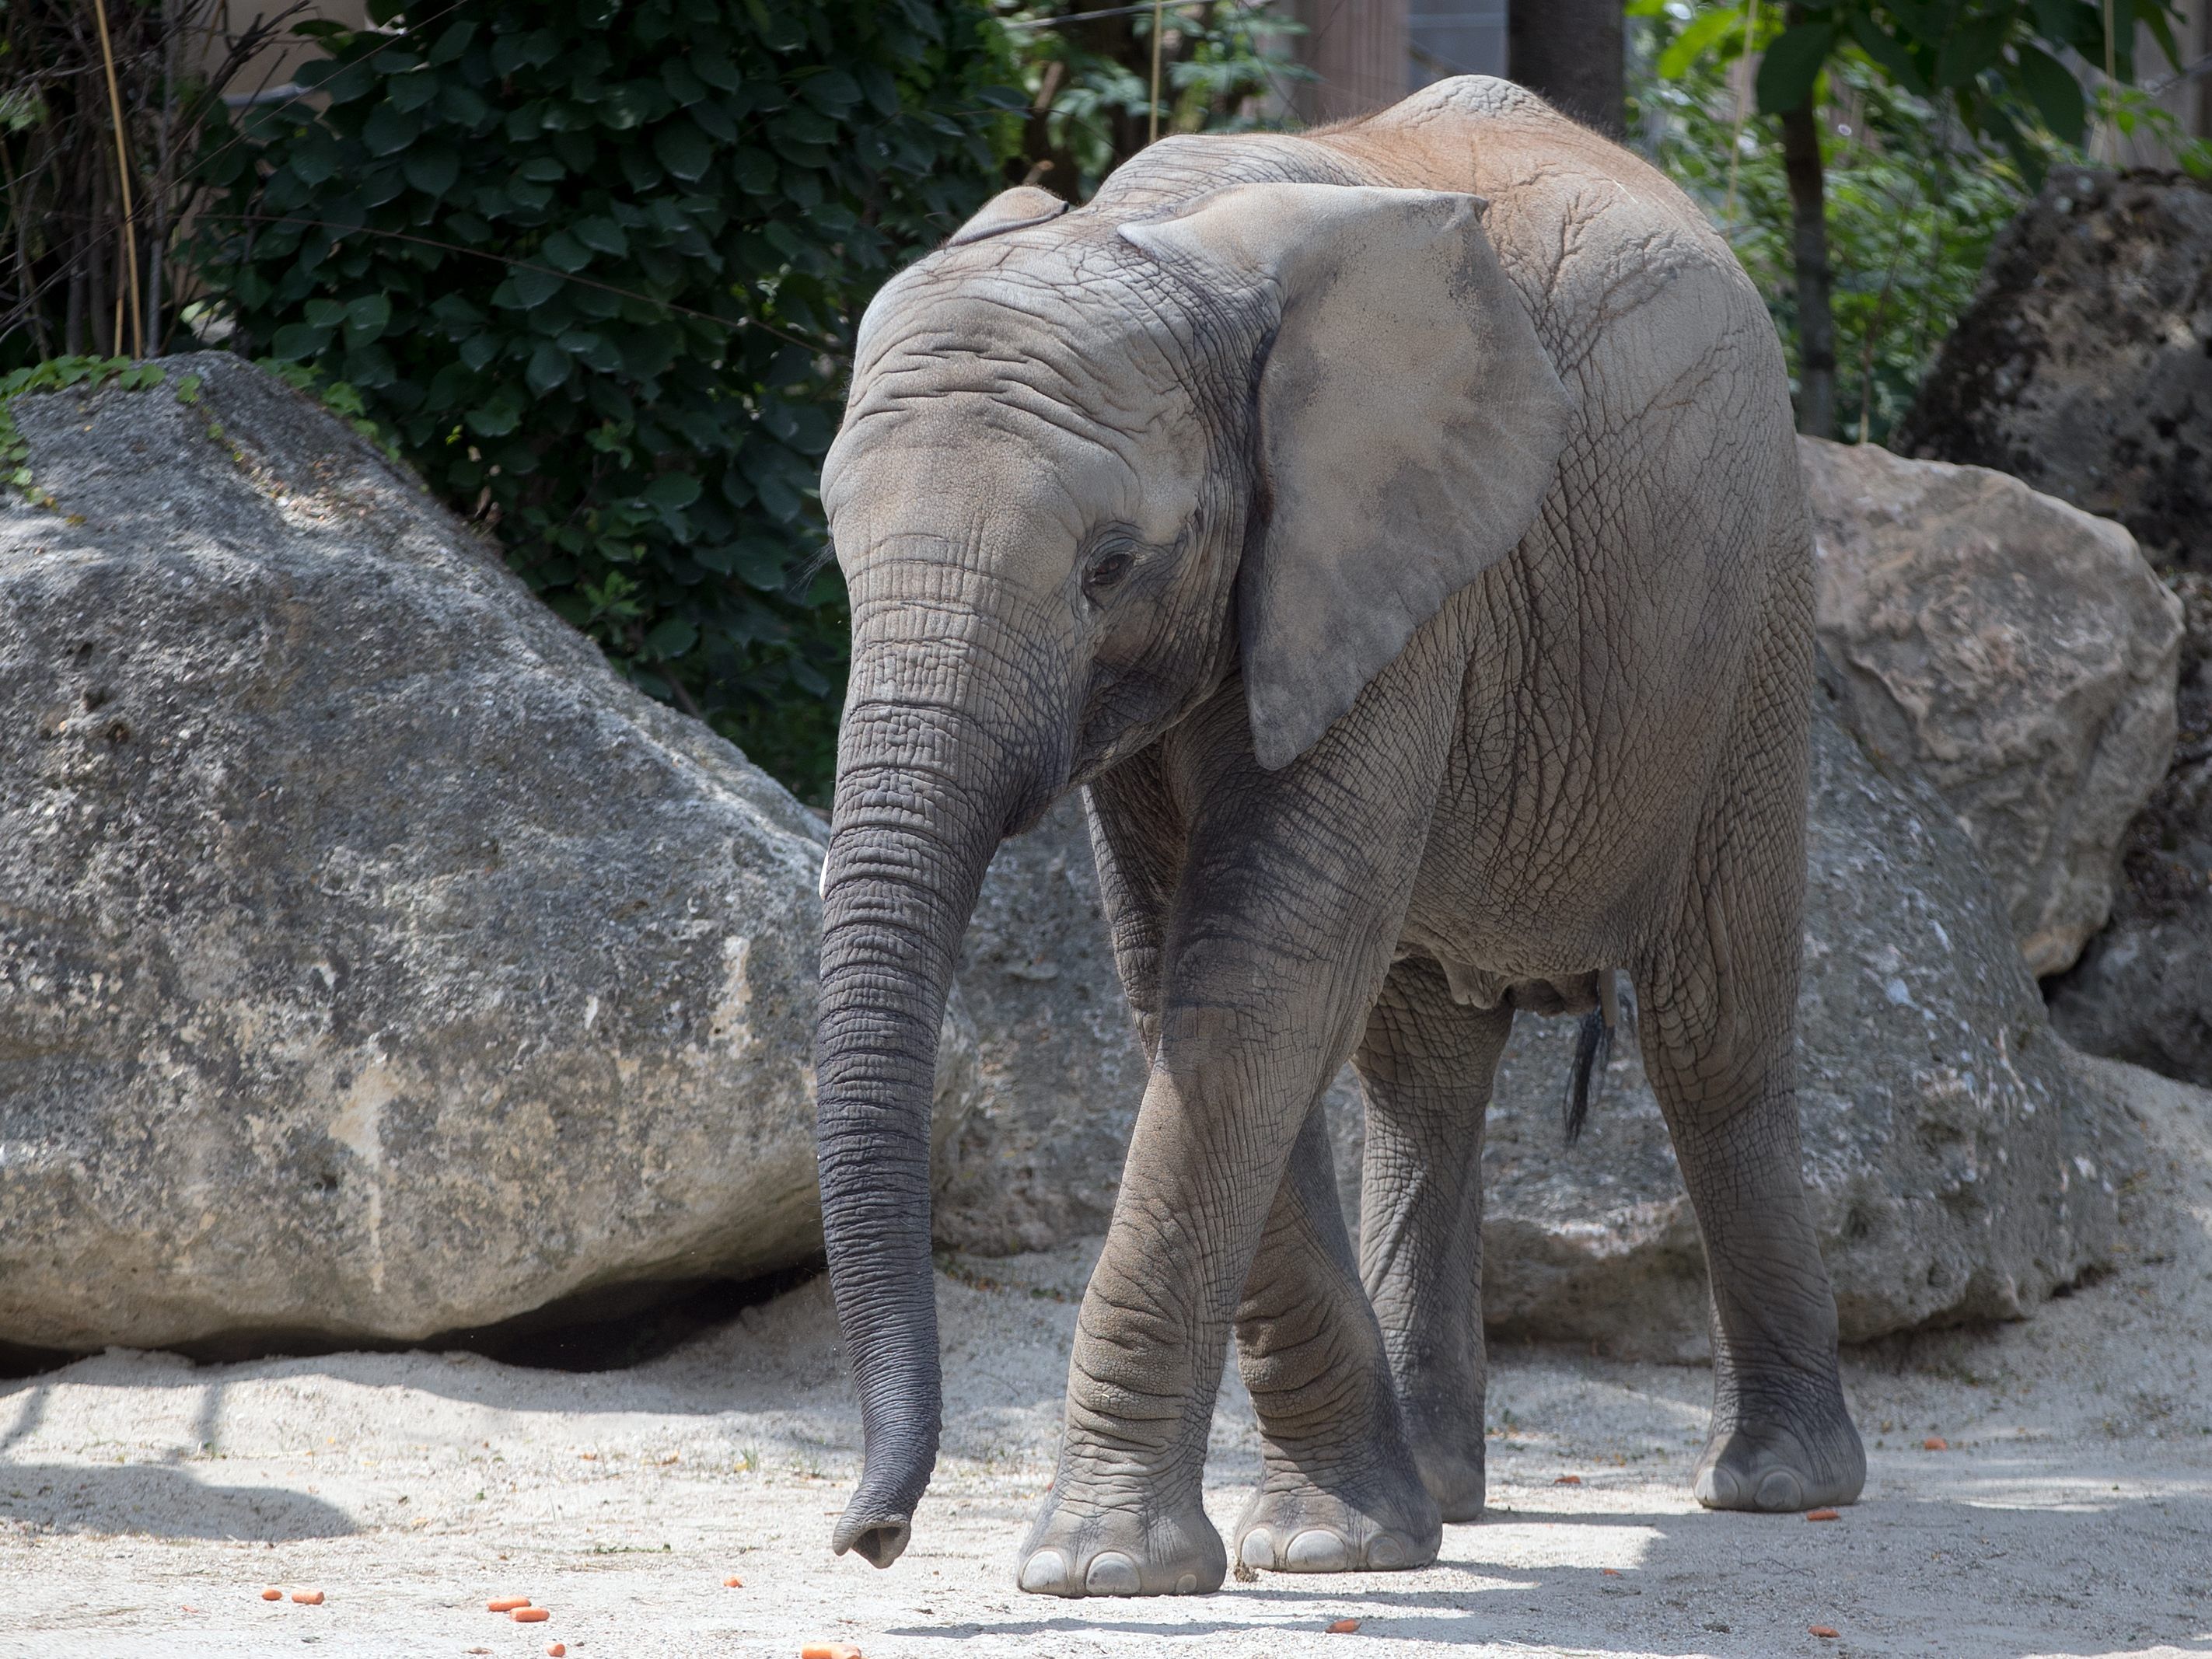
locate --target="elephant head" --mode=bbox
[812,172,1571,1568]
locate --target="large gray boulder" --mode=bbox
[1894,168,2212,571]
[951,690,2132,1357]
[1799,435,2181,976]
[0,354,977,1355]
[2050,569,2212,1084]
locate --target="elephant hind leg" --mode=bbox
[1637,732,1865,1514]
[1354,956,1512,1522]
[1230,1096,1441,1575]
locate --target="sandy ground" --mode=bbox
[3,1058,2209,1659]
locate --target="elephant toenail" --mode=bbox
[1693,1465,1739,1509]
[1239,1530,1277,1570]
[1085,1551,1142,1595]
[1018,1549,1069,1594]
[1368,1535,1406,1568]
[1284,1529,1355,1571]
[1756,1469,1804,1512]
[1176,1573,1198,1594]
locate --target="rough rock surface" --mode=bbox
[1894,168,2212,571]
[2050,568,2212,1084]
[0,354,977,1355]
[1799,435,2182,976]
[954,688,2131,1356]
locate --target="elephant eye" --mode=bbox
[1083,547,1134,594]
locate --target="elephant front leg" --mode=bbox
[1354,958,1513,1521]
[1230,1097,1441,1575]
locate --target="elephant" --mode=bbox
[810,74,1867,1599]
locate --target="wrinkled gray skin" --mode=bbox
[812,77,1864,1598]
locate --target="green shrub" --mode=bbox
[192,1,1021,798]
[1630,8,2032,444]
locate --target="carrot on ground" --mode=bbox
[1810,1625,1840,1638]
[1923,1436,1948,1451]
[724,1575,743,1587]
[1326,1617,1361,1633]
[1553,1474,1581,1486]
[259,1588,281,1601]
[547,1646,567,1657]
[487,1597,531,1612]
[1805,1508,1841,1521]
[289,1590,324,1605]
[513,1607,550,1623]
[800,1644,863,1658]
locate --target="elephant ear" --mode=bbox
[947,185,1066,246]
[1120,183,1571,770]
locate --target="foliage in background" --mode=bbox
[996,1,1305,199]
[1630,0,2201,440]
[190,0,1021,800]
[1630,11,2029,442]
[0,2,303,373]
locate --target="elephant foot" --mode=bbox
[1232,1459,1441,1575]
[1693,1405,1865,1513]
[1015,1487,1225,1598]
[1410,1437,1486,1524]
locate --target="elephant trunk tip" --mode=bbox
[830,1497,914,1569]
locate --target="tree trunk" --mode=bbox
[1780,99,1836,438]
[1508,0,1625,135]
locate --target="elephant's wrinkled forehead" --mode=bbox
[845,232,1201,438]
[826,230,1214,562]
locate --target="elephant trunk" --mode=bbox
[815,637,1058,1568]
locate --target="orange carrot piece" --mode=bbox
[1805,1508,1841,1521]
[290,1590,324,1605]
[1326,1617,1361,1633]
[260,1588,281,1601]
[800,1644,863,1658]
[547,1646,567,1657]
[1923,1436,1948,1451]
[487,1597,531,1612]
[1810,1626,1840,1638]
[1553,1474,1581,1486]
[513,1607,550,1623]
[724,1575,743,1587]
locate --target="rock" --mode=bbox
[1893,168,2212,571]
[956,683,2130,1356]
[0,354,977,1355]
[1798,435,2182,976]
[935,795,1152,1254]
[2049,569,2212,1084]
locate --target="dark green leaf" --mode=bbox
[527,341,571,394]
[360,101,421,156]
[511,265,565,308]
[540,230,592,272]
[1934,16,2008,89]
[403,143,460,197]
[2014,44,2087,143]
[270,322,331,361]
[1754,22,1834,114]
[654,120,714,181]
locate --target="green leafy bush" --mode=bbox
[1630,5,2034,443]
[192,1,1020,798]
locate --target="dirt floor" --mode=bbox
[3,1056,2208,1659]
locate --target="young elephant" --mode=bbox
[812,75,1865,1598]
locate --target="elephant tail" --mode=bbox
[1562,970,1630,1145]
